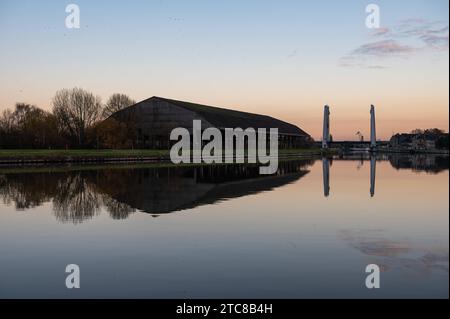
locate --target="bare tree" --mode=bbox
[52,88,102,147]
[0,103,64,148]
[411,129,424,135]
[102,93,135,119]
[0,109,14,133]
[424,128,445,135]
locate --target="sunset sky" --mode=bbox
[0,0,448,140]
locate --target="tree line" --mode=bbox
[410,128,449,150]
[0,88,137,149]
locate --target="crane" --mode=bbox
[356,131,364,142]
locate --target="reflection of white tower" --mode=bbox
[322,157,330,197]
[370,105,377,149]
[322,105,330,149]
[370,155,376,197]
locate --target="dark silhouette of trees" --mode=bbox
[411,129,424,135]
[436,134,449,150]
[102,93,135,119]
[0,88,141,149]
[411,128,445,135]
[0,109,15,147]
[89,118,133,149]
[403,128,449,150]
[0,103,65,148]
[424,128,445,135]
[52,88,103,147]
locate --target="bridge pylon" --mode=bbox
[322,105,331,149]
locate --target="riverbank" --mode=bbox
[379,148,450,155]
[0,148,337,165]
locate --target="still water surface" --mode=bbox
[0,154,448,298]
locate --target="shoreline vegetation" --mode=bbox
[0,148,336,165]
[0,156,319,175]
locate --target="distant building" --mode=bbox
[111,96,313,149]
[390,132,448,151]
[411,134,439,150]
[389,133,414,150]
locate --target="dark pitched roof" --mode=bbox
[153,97,309,136]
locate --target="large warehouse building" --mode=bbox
[111,96,313,149]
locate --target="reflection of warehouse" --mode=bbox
[111,96,313,149]
[93,161,312,215]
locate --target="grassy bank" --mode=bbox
[0,148,335,164]
[0,149,169,159]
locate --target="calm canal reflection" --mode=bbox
[0,154,448,298]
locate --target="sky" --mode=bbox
[0,0,448,140]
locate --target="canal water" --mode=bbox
[0,154,448,298]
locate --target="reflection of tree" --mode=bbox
[389,154,449,174]
[52,174,101,224]
[0,170,137,224]
[0,172,59,210]
[102,197,135,220]
[85,169,137,220]
[1,160,314,222]
[337,153,449,174]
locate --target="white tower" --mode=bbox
[370,105,377,149]
[322,105,330,149]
